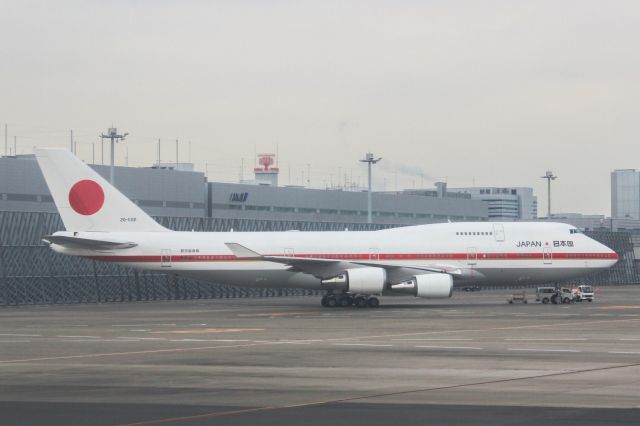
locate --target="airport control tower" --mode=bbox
[254,153,279,186]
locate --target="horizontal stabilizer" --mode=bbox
[43,235,138,250]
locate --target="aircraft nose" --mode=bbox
[600,242,619,267]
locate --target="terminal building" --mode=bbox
[448,187,538,221]
[611,169,640,220]
[0,155,488,225]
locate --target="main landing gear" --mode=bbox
[321,293,380,308]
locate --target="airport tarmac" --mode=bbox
[1,287,639,425]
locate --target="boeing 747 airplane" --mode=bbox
[35,149,618,308]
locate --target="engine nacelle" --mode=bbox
[391,273,453,298]
[320,267,386,294]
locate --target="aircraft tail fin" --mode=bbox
[35,148,168,232]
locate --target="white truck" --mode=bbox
[572,285,595,302]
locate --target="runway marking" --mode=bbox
[609,351,640,355]
[504,338,588,341]
[508,348,581,353]
[116,357,640,426]
[619,338,640,341]
[238,312,309,317]
[323,317,640,342]
[0,333,40,337]
[56,335,100,339]
[415,345,483,350]
[150,328,264,335]
[393,338,474,341]
[0,340,31,343]
[111,324,176,327]
[332,343,393,347]
[597,305,640,310]
[0,342,277,364]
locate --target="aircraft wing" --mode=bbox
[43,235,138,250]
[224,243,465,280]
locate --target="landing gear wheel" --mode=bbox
[326,297,338,308]
[339,297,352,307]
[367,297,380,308]
[355,297,367,308]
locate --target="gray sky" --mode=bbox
[1,0,639,216]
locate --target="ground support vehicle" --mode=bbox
[536,287,573,304]
[508,291,527,304]
[572,285,595,302]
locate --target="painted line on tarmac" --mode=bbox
[508,348,581,353]
[56,335,100,339]
[609,351,640,355]
[332,343,393,347]
[111,324,177,327]
[323,317,640,342]
[415,345,483,350]
[504,338,588,341]
[393,338,474,341]
[0,341,278,364]
[0,333,40,337]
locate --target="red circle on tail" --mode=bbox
[68,180,105,215]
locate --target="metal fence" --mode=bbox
[0,211,637,305]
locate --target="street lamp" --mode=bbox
[360,153,382,224]
[100,128,128,184]
[541,170,557,219]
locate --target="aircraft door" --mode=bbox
[369,248,380,261]
[160,249,172,267]
[493,224,505,242]
[467,247,478,265]
[543,247,552,264]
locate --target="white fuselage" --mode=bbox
[50,222,618,291]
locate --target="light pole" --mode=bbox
[100,127,128,184]
[541,170,557,219]
[360,153,382,224]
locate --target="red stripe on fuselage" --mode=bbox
[83,252,618,263]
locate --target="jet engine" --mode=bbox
[320,267,386,294]
[391,273,453,298]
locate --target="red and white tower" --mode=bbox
[254,153,279,186]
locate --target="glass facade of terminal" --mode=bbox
[612,169,640,220]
